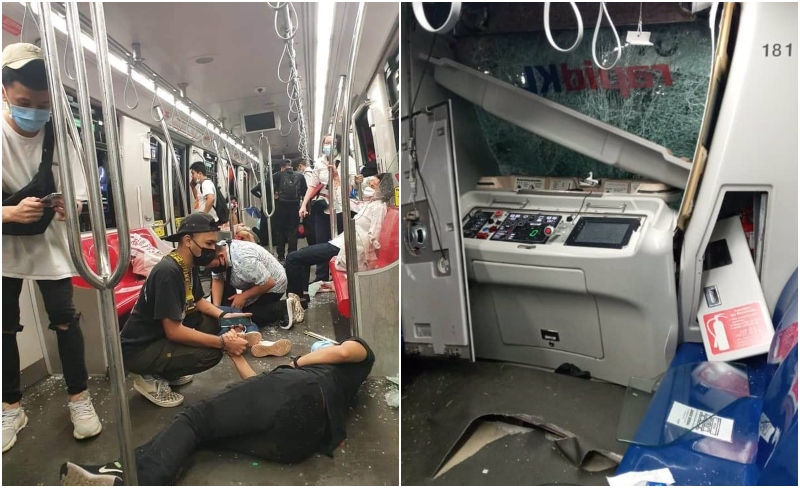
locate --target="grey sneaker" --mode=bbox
[251,339,293,358]
[132,375,184,408]
[288,293,305,323]
[60,461,123,486]
[2,403,28,453]
[167,375,194,387]
[68,391,102,440]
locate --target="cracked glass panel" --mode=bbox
[452,16,712,179]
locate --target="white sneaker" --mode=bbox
[132,375,184,408]
[68,391,103,440]
[280,297,296,330]
[2,403,28,453]
[288,293,305,323]
[251,339,293,358]
[241,331,263,347]
[167,375,194,387]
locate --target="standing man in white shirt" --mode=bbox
[298,134,362,283]
[189,161,218,223]
[1,43,102,453]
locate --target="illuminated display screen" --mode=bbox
[566,217,640,249]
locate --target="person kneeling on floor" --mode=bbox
[60,337,375,486]
[207,239,304,336]
[119,213,249,408]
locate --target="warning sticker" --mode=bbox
[550,178,574,191]
[604,181,629,194]
[666,401,734,443]
[702,302,770,355]
[2,15,21,36]
[759,413,776,442]
[769,322,798,364]
[516,178,544,191]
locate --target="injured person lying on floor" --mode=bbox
[119,213,254,408]
[59,337,376,486]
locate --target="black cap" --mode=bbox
[281,160,293,168]
[164,213,219,242]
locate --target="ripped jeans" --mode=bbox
[2,277,88,404]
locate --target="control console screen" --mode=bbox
[492,213,561,244]
[565,217,641,249]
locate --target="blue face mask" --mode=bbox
[8,103,51,132]
[322,145,331,156]
[311,340,335,352]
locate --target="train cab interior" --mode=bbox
[2,2,398,485]
[400,2,797,486]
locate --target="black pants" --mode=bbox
[274,200,300,260]
[220,277,288,327]
[285,243,340,297]
[134,369,328,485]
[303,212,317,247]
[2,277,88,404]
[122,315,223,381]
[313,205,343,282]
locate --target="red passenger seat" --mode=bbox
[330,206,399,318]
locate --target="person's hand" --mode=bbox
[228,294,248,309]
[223,311,252,319]
[13,197,45,223]
[222,329,240,342]
[354,175,364,186]
[299,205,309,219]
[223,335,248,356]
[53,199,80,221]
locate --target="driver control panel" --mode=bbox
[462,209,562,244]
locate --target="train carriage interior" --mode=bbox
[400,2,797,486]
[2,1,399,485]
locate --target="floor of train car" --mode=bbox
[401,355,629,486]
[3,244,399,486]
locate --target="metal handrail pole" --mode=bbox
[256,134,276,251]
[328,75,346,239]
[340,2,367,336]
[155,107,189,218]
[150,135,175,237]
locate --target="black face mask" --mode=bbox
[210,265,226,274]
[190,237,217,267]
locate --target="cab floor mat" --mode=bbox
[401,359,629,485]
[432,427,615,486]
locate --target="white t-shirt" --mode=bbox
[329,199,388,260]
[308,155,358,215]
[2,116,88,280]
[194,178,217,221]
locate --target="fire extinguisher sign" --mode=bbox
[703,302,771,355]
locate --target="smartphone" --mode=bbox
[40,192,64,207]
[220,315,252,330]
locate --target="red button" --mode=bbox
[489,226,498,232]
[544,226,553,235]
[476,232,488,239]
[494,211,503,217]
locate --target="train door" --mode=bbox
[401,102,474,360]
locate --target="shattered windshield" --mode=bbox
[451,3,712,179]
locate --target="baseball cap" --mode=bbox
[164,213,219,242]
[281,160,293,168]
[2,43,44,70]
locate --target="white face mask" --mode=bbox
[363,187,376,199]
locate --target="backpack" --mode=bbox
[213,183,230,224]
[278,170,302,201]
[2,122,57,236]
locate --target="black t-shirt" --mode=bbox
[277,337,375,455]
[120,256,205,352]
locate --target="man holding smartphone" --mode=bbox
[1,43,100,453]
[119,213,250,408]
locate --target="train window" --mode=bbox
[355,110,377,176]
[449,3,711,179]
[385,48,400,150]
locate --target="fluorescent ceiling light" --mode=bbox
[314,1,335,159]
[191,111,207,126]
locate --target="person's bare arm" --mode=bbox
[229,353,257,379]
[211,278,225,306]
[162,317,224,349]
[295,340,368,367]
[3,198,45,223]
[203,194,214,213]
[239,278,275,301]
